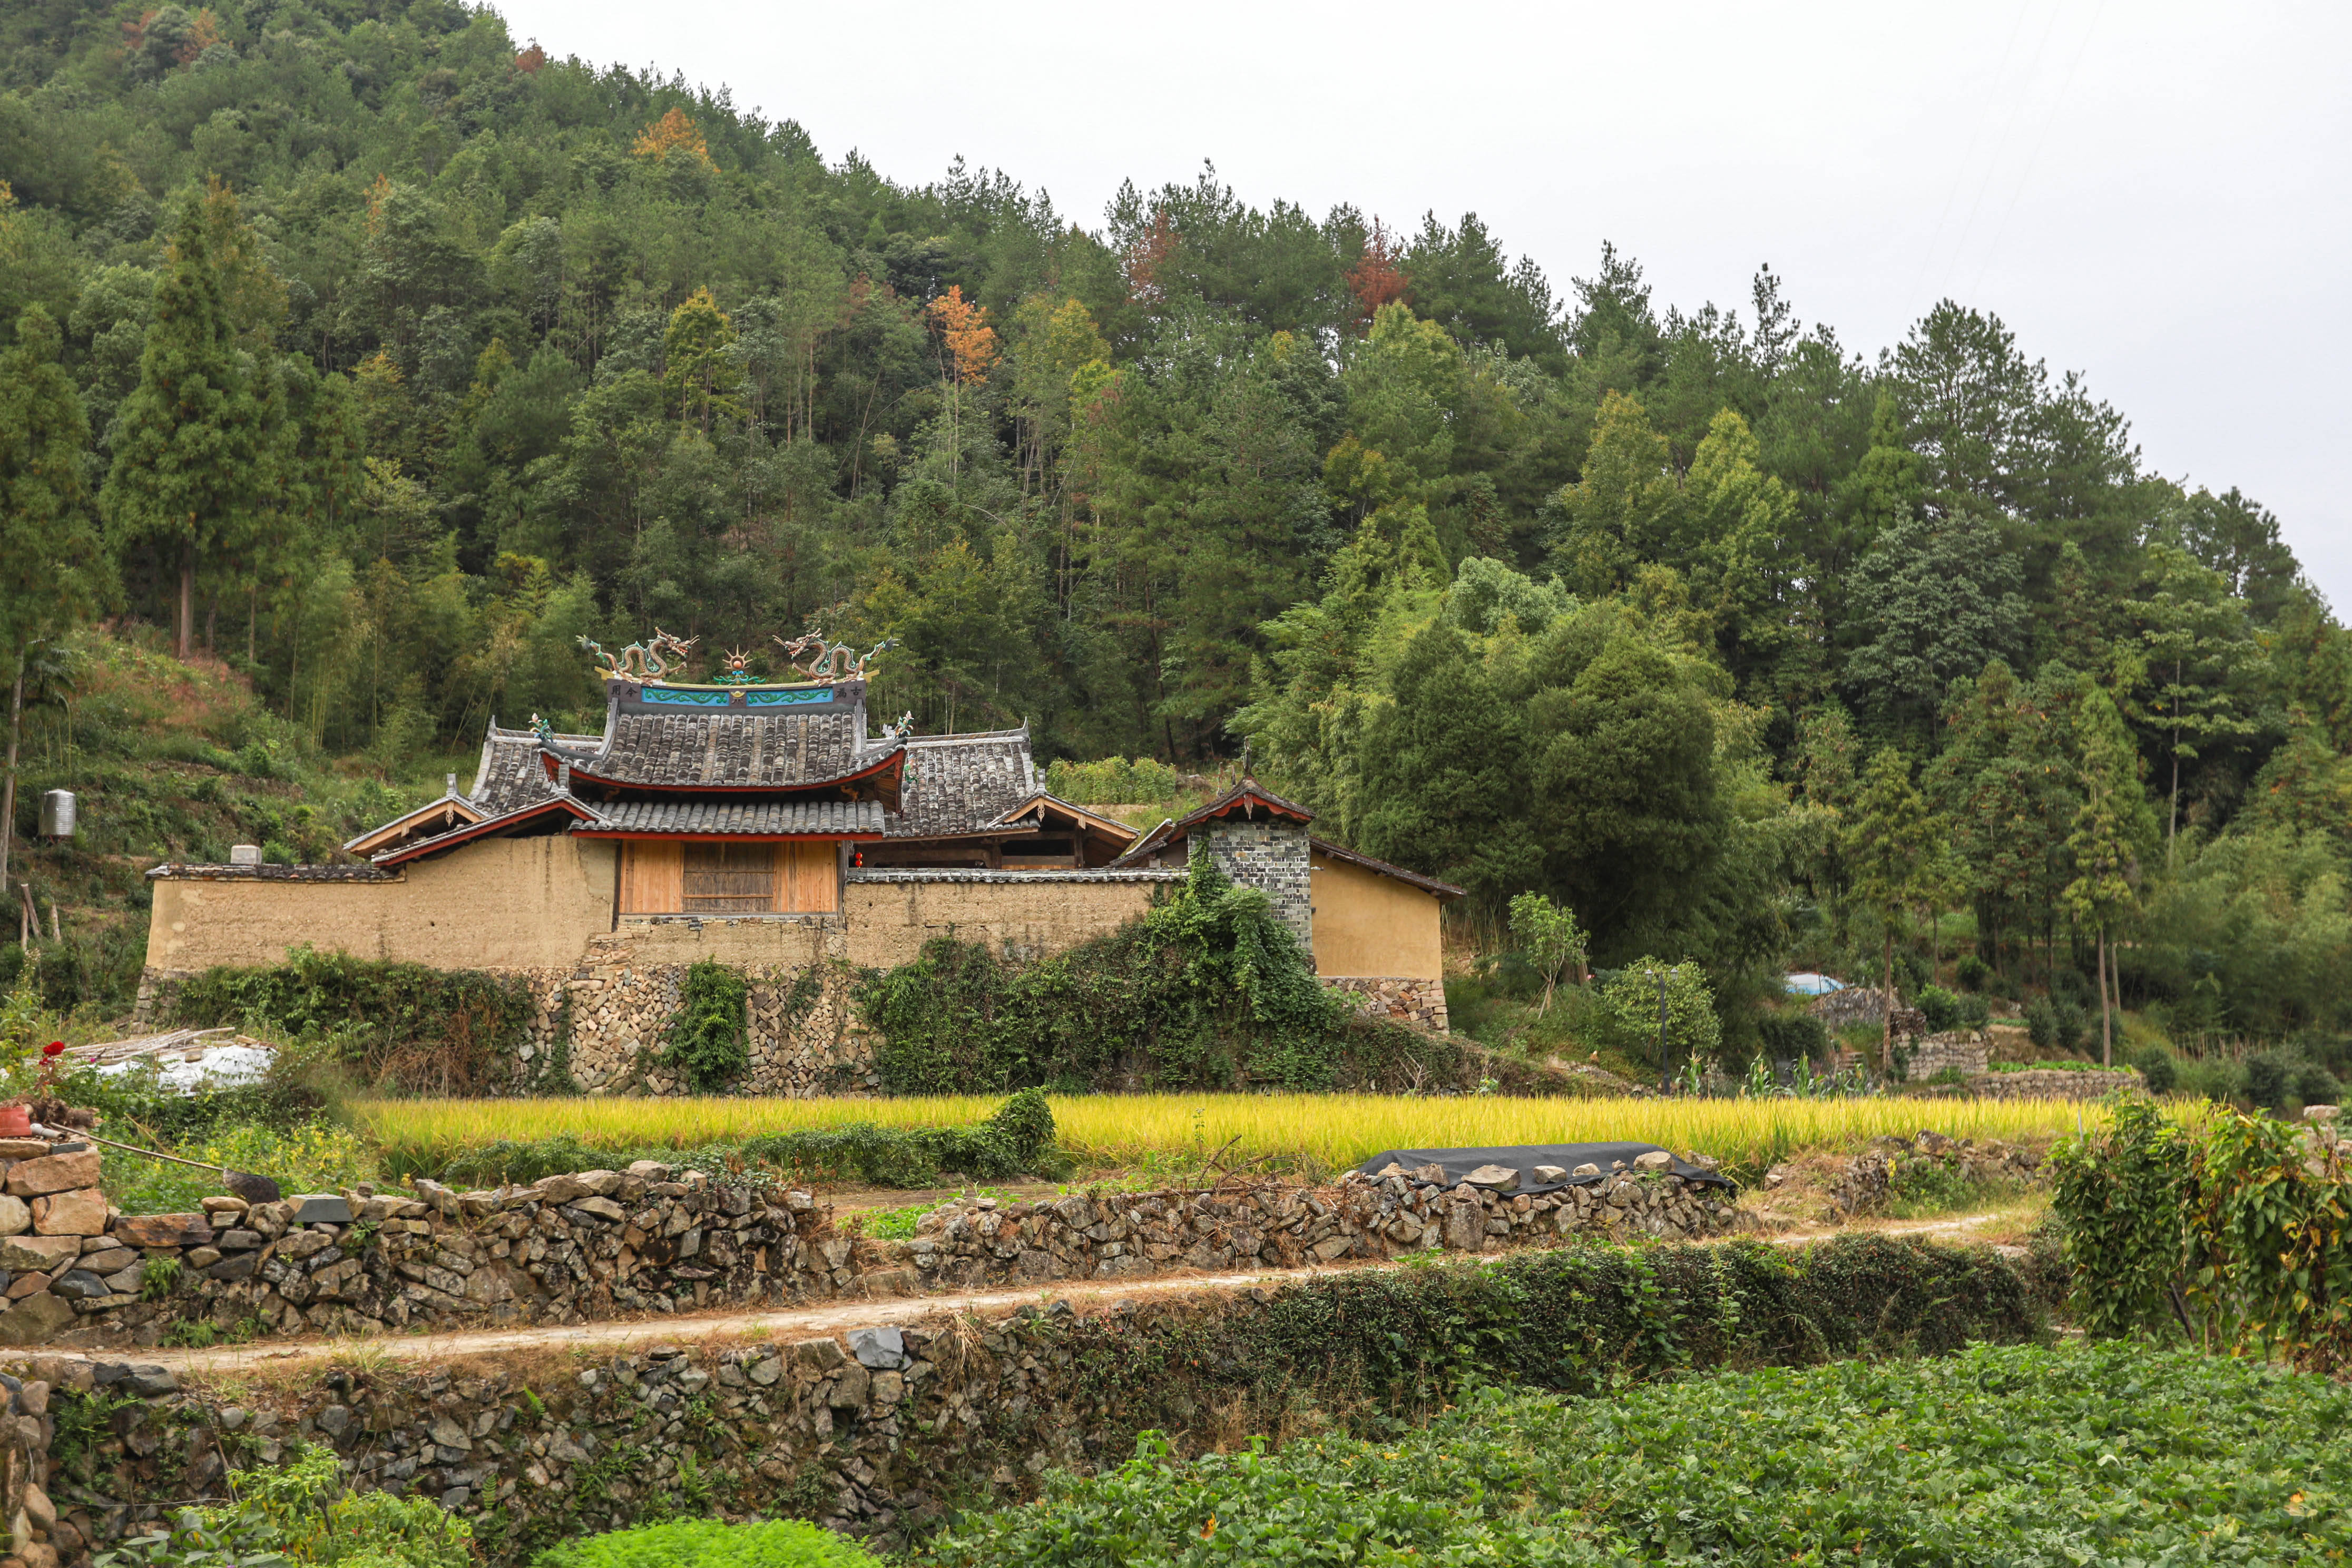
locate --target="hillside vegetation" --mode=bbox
[0,0,2347,1072]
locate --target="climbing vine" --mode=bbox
[855,845,1467,1095]
[662,959,750,1091]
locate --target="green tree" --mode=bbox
[1844,747,1933,1060]
[1841,515,2027,736]
[101,188,271,659]
[1544,390,1680,595]
[2121,545,2261,859]
[1601,956,1719,1077]
[0,306,107,899]
[2064,684,2157,1065]
[1507,891,1588,1014]
[1348,622,1536,903]
[662,286,742,436]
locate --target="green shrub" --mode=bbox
[1954,953,1991,992]
[662,959,750,1092]
[1753,1010,1827,1065]
[2294,1059,2343,1107]
[2174,1054,2247,1103]
[1043,756,1184,806]
[534,1517,880,1568]
[2246,1050,2290,1110]
[166,946,533,1092]
[2130,1044,2177,1094]
[103,1445,471,1568]
[403,1089,1060,1190]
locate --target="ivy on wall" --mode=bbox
[662,959,751,1091]
[855,846,1472,1095]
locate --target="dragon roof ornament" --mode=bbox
[773,628,897,682]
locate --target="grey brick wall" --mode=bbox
[1202,818,1312,950]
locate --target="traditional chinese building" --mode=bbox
[140,639,1457,1091]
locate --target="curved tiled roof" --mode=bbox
[579,799,885,836]
[584,709,874,789]
[888,729,1033,838]
[471,726,596,815]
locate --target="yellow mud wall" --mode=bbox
[144,838,620,972]
[842,878,1162,969]
[1310,852,1444,981]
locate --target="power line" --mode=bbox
[1967,0,2112,303]
[1910,0,2037,308]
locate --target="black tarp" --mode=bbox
[1354,1142,1733,1194]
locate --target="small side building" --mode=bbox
[1108,779,1461,1031]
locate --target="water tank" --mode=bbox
[229,844,263,866]
[37,790,73,839]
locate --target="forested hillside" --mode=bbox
[2,0,2348,1053]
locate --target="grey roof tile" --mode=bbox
[586,711,873,788]
[888,732,1033,838]
[585,799,885,836]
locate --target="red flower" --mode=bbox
[42,1042,63,1058]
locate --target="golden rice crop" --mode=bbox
[354,1093,2106,1181]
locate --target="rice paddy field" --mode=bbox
[353,1092,2106,1184]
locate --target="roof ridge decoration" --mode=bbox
[773,627,896,683]
[577,628,698,683]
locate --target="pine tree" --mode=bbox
[101,189,270,659]
[0,306,109,898]
[1845,746,1932,1062]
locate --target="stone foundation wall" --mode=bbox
[520,925,874,1096]
[1323,975,1448,1032]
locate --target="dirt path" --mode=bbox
[126,1209,2017,1377]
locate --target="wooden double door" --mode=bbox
[619,840,840,914]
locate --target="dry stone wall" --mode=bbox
[1969,1066,2142,1099]
[1324,975,1448,1032]
[519,928,873,1095]
[910,1165,1736,1290]
[24,1154,1735,1351]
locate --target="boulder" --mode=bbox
[3,1152,98,1199]
[0,1198,26,1238]
[1532,1165,1568,1182]
[0,1293,73,1345]
[1463,1164,1519,1188]
[290,1194,354,1226]
[1634,1151,1675,1171]
[848,1326,906,1369]
[29,1190,105,1237]
[1570,1163,1602,1179]
[111,1214,213,1249]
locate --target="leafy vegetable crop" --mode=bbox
[916,1340,2350,1566]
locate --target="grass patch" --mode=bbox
[358,1093,2101,1188]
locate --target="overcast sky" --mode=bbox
[489,0,2351,607]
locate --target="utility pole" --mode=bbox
[1655,969,1671,1093]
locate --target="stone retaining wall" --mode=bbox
[1323,975,1448,1032]
[11,1153,1736,1350]
[519,928,873,1096]
[1904,1030,1991,1080]
[909,1163,1737,1289]
[1969,1067,2141,1099]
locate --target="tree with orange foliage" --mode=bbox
[926,286,997,386]
[633,108,716,172]
[925,286,996,482]
[513,43,547,74]
[1123,210,1176,307]
[1347,218,1409,326]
